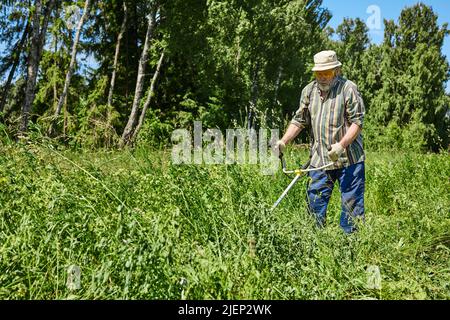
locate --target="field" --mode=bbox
[0,141,449,299]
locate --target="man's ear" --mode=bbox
[334,67,341,76]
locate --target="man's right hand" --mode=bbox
[274,140,286,155]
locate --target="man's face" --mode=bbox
[314,69,336,85]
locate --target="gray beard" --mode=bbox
[318,83,331,92]
[318,77,337,92]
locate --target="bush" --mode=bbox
[135,109,174,148]
[402,118,439,152]
[363,117,441,152]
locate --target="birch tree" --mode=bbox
[50,0,91,135]
[107,1,127,122]
[131,50,165,143]
[120,4,158,147]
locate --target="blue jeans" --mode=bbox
[306,162,365,233]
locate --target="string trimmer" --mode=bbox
[271,151,334,210]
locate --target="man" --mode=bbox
[276,50,365,234]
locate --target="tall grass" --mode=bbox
[0,142,448,299]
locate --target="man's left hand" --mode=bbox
[328,143,345,162]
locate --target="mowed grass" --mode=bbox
[0,141,448,299]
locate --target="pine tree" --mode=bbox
[371,4,449,149]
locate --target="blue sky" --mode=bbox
[322,0,450,92]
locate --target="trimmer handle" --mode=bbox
[278,150,310,176]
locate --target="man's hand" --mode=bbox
[328,143,344,162]
[274,140,286,155]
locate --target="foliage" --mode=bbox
[370,4,449,150]
[330,5,449,151]
[0,1,448,150]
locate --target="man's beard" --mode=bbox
[318,83,331,92]
[318,77,337,92]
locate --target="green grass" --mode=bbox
[0,141,449,299]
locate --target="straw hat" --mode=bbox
[311,50,342,71]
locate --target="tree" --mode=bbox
[0,2,30,122]
[50,0,91,136]
[120,2,159,147]
[0,19,29,114]
[202,0,331,130]
[334,18,369,84]
[20,0,55,134]
[371,4,449,149]
[107,1,127,124]
[132,49,164,143]
[331,18,382,109]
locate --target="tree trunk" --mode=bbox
[107,2,127,109]
[272,66,283,106]
[106,1,127,134]
[125,2,138,113]
[53,0,91,119]
[20,0,55,134]
[120,7,158,147]
[272,65,283,125]
[53,33,58,109]
[248,60,260,130]
[235,35,241,74]
[63,93,68,141]
[0,21,29,114]
[131,50,165,144]
[38,0,55,60]
[20,0,42,134]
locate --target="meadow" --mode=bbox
[0,141,449,299]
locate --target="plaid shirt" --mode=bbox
[291,76,365,170]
